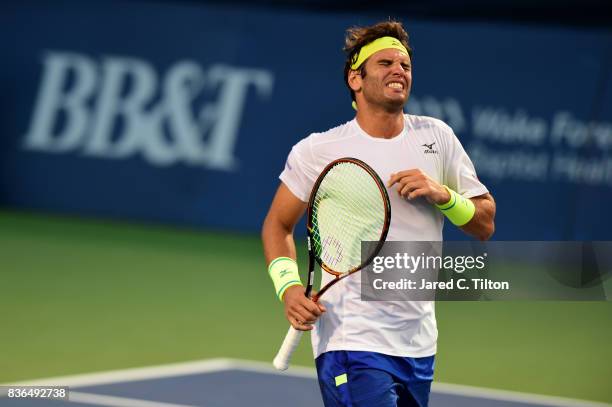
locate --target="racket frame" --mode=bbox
[273,157,391,371]
[304,157,391,301]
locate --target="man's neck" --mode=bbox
[355,105,405,139]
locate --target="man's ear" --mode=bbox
[348,70,362,93]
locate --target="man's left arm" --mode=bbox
[460,193,495,241]
[387,170,496,241]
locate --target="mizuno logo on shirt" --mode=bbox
[422,142,438,154]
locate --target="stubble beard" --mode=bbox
[363,83,409,114]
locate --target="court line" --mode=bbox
[0,359,237,389]
[431,382,611,407]
[69,392,199,407]
[1,358,609,407]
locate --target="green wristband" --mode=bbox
[436,186,476,226]
[268,257,302,301]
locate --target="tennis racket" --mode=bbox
[273,157,391,371]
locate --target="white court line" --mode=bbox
[69,392,198,407]
[0,359,236,389]
[1,358,610,407]
[432,382,612,407]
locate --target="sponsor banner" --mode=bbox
[0,3,610,238]
[361,241,612,301]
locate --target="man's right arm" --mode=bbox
[261,183,326,331]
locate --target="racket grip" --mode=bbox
[273,326,304,371]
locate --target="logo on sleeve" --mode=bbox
[422,142,438,154]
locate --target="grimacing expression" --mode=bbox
[357,48,412,112]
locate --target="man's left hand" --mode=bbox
[387,169,450,205]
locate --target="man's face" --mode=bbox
[359,48,412,112]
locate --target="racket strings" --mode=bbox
[311,162,387,274]
[314,193,381,270]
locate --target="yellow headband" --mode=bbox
[350,36,409,70]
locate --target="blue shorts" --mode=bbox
[315,351,435,407]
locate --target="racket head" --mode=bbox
[306,157,391,278]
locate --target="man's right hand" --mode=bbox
[282,285,327,331]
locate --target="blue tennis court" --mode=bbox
[1,359,609,407]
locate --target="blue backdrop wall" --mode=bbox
[1,2,611,239]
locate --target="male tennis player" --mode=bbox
[262,20,495,407]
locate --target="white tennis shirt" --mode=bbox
[280,114,489,359]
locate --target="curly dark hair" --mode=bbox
[343,20,413,103]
